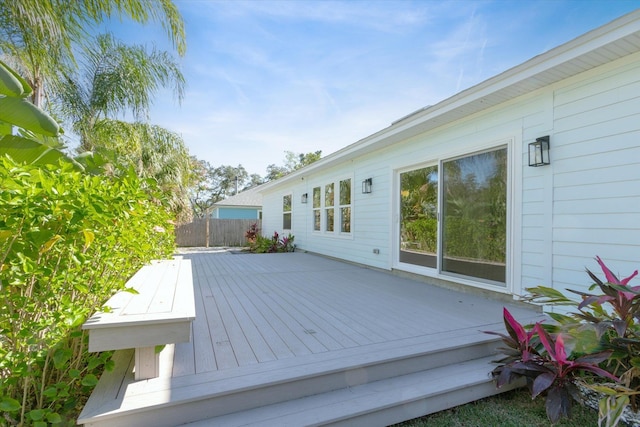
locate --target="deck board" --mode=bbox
[166,251,540,378]
[80,251,545,426]
[231,273,314,357]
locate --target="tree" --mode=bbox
[49,32,190,222]
[246,173,264,189]
[264,150,322,181]
[287,150,322,170]
[57,33,185,152]
[189,161,250,217]
[0,0,185,107]
[264,163,289,182]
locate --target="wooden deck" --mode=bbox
[78,251,544,426]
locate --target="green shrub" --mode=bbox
[0,157,175,425]
[249,230,295,253]
[401,217,437,252]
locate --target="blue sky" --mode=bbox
[101,1,640,176]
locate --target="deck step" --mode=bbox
[78,332,518,427]
[182,355,520,427]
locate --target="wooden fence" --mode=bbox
[175,219,260,247]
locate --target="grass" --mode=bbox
[393,388,599,427]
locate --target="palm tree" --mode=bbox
[55,32,190,222]
[0,0,185,107]
[57,33,185,151]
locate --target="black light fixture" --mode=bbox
[528,136,550,167]
[301,193,308,203]
[362,178,372,194]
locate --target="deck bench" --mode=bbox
[82,257,195,380]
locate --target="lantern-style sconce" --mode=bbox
[528,136,550,167]
[301,193,308,203]
[362,178,373,194]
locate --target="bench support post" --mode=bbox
[135,347,160,380]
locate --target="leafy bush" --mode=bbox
[248,229,295,253]
[487,308,617,424]
[0,158,175,425]
[401,217,437,252]
[244,222,259,242]
[491,257,640,426]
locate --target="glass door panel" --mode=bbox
[399,165,438,268]
[441,147,507,284]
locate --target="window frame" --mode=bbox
[312,186,321,232]
[282,193,292,230]
[395,140,513,291]
[311,175,353,237]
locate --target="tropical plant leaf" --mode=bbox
[503,307,528,343]
[0,96,61,136]
[535,323,557,360]
[0,60,30,97]
[572,362,620,382]
[0,135,67,166]
[599,394,629,427]
[532,371,556,398]
[574,350,614,365]
[546,385,572,423]
[612,319,628,337]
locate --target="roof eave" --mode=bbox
[259,10,640,193]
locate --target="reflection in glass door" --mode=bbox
[398,146,508,286]
[399,165,438,268]
[441,147,507,285]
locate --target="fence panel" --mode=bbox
[175,219,260,247]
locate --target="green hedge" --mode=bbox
[0,158,175,425]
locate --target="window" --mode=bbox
[283,194,292,230]
[313,178,352,235]
[339,178,351,233]
[325,183,334,232]
[398,146,508,286]
[312,187,321,231]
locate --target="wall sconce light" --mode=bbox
[301,193,308,204]
[528,136,550,167]
[362,178,373,194]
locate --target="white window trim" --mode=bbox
[311,175,354,238]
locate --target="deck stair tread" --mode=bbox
[182,355,515,427]
[77,331,532,427]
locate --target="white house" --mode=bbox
[258,10,640,301]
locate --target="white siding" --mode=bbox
[261,51,640,298]
[549,54,640,295]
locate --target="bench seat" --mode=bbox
[83,257,195,380]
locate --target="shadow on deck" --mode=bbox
[78,251,543,427]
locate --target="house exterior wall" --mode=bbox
[544,53,640,295]
[261,51,640,298]
[212,207,261,220]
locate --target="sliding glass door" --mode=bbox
[399,166,438,268]
[399,146,508,286]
